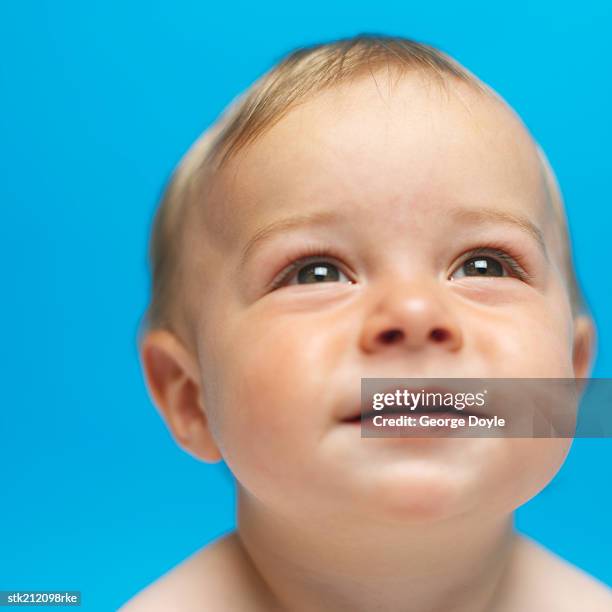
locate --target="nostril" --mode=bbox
[379,329,405,344]
[430,328,449,343]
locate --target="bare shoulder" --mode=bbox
[119,531,274,612]
[500,534,612,612]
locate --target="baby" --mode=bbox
[124,35,611,610]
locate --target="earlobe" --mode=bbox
[139,329,223,463]
[572,315,597,379]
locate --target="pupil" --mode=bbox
[464,257,503,276]
[298,262,339,283]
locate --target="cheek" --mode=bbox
[472,299,574,377]
[218,296,354,419]
[202,306,348,491]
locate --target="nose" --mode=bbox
[359,280,464,354]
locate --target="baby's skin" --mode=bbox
[126,71,611,611]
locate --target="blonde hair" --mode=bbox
[139,34,586,344]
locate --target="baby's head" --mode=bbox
[139,35,596,525]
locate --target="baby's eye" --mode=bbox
[451,256,505,279]
[270,256,353,290]
[287,260,352,286]
[449,248,528,281]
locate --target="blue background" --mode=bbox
[1,1,610,609]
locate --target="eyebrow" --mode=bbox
[239,205,548,266]
[449,207,548,258]
[239,210,341,267]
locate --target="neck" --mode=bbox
[235,485,518,612]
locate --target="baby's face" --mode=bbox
[183,73,585,523]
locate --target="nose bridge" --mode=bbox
[359,275,463,353]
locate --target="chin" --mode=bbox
[364,467,475,525]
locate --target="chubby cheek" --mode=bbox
[471,295,574,377]
[202,303,347,497]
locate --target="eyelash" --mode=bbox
[267,243,533,290]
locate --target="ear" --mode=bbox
[572,315,597,379]
[139,329,223,463]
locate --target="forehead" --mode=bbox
[200,71,552,253]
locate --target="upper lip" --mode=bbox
[340,383,489,422]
